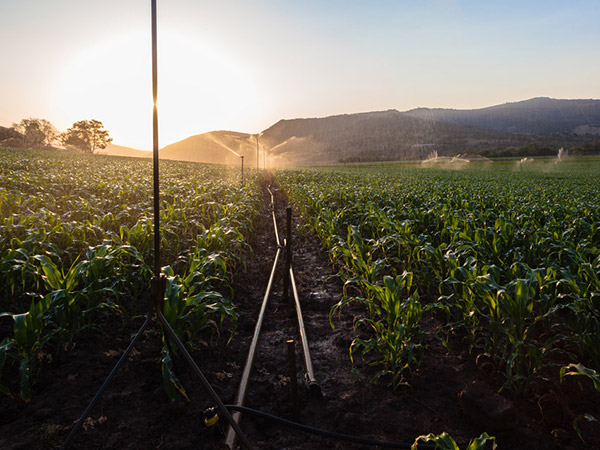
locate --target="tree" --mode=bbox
[12,118,58,147]
[0,126,23,143]
[61,120,113,153]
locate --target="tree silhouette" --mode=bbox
[61,120,113,154]
[12,118,57,147]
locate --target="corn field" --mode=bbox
[278,159,600,395]
[0,147,260,400]
[2,147,600,447]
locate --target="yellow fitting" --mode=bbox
[204,413,219,427]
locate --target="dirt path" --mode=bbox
[1,174,597,449]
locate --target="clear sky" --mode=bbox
[1,0,599,150]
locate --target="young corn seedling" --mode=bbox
[348,273,424,388]
[560,363,600,441]
[0,295,51,401]
[412,432,496,450]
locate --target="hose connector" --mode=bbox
[202,407,220,427]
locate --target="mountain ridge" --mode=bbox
[107,97,600,165]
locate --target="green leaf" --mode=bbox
[412,432,459,450]
[573,413,598,441]
[560,363,600,391]
[160,346,189,402]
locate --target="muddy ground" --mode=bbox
[1,177,599,449]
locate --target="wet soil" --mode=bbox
[1,175,599,449]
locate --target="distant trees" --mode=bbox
[479,143,556,158]
[571,140,600,155]
[11,118,58,147]
[61,120,112,154]
[0,126,23,143]
[0,118,113,154]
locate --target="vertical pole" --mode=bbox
[151,0,160,278]
[283,206,292,301]
[256,135,259,171]
[286,340,300,420]
[240,155,244,186]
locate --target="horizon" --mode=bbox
[2,1,600,150]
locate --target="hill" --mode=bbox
[259,110,514,165]
[97,144,151,158]
[160,130,259,166]
[135,98,600,166]
[405,97,600,135]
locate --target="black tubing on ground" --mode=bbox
[222,405,437,449]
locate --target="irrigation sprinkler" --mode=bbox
[60,2,252,449]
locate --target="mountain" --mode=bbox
[405,97,600,135]
[97,144,151,158]
[160,130,259,166]
[259,110,514,165]
[138,98,600,166]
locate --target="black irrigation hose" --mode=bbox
[60,315,151,450]
[217,405,438,449]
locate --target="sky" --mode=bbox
[1,0,599,150]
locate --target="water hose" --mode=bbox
[206,405,438,449]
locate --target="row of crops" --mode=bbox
[0,147,260,401]
[278,160,600,396]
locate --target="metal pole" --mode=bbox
[289,267,319,393]
[256,135,259,171]
[225,247,282,449]
[286,340,300,419]
[283,206,292,301]
[267,187,281,247]
[240,155,244,186]
[151,0,160,278]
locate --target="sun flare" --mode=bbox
[55,29,260,150]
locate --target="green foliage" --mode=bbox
[412,432,496,450]
[0,295,51,401]
[560,363,600,392]
[61,119,112,153]
[279,159,600,394]
[0,147,261,400]
[479,143,555,158]
[348,274,424,388]
[11,118,57,147]
[560,363,600,440]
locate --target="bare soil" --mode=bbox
[1,175,599,449]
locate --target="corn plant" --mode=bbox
[0,147,260,400]
[278,161,600,394]
[0,296,51,401]
[560,363,600,440]
[332,272,424,388]
[412,432,496,450]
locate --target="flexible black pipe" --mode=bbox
[60,315,151,450]
[156,311,253,450]
[221,405,437,449]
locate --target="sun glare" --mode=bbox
[55,29,260,150]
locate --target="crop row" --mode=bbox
[278,162,600,395]
[0,147,260,400]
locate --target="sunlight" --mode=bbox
[55,29,260,150]
[159,30,260,146]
